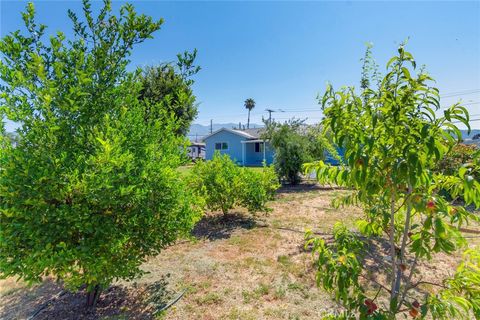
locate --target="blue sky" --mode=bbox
[1,0,479,130]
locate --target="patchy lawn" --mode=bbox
[1,185,478,320]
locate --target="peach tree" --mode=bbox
[0,1,201,307]
[305,45,480,319]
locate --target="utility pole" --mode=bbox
[210,119,213,134]
[265,108,285,124]
[265,109,274,124]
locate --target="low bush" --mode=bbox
[189,153,239,214]
[188,153,279,215]
[238,165,280,214]
[436,143,479,179]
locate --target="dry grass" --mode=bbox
[1,184,478,320]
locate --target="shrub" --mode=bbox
[436,143,479,178]
[0,1,201,307]
[189,153,279,215]
[189,153,240,215]
[238,165,280,214]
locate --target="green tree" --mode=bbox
[0,1,201,307]
[244,98,256,129]
[238,165,280,214]
[305,45,480,319]
[138,50,200,136]
[189,153,240,215]
[188,152,279,215]
[264,119,330,184]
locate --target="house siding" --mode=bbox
[204,129,274,166]
[244,142,274,166]
[204,130,246,164]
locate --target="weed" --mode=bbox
[274,286,286,299]
[195,292,222,305]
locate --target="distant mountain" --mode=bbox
[188,123,263,141]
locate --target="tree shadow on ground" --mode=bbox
[0,278,63,320]
[33,284,153,320]
[304,234,448,300]
[0,276,174,320]
[276,183,342,195]
[191,212,259,241]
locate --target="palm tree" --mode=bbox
[244,98,255,129]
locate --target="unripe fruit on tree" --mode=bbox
[449,208,457,216]
[412,195,422,205]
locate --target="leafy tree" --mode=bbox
[244,98,256,129]
[238,165,280,214]
[188,152,279,215]
[189,153,240,215]
[305,45,480,319]
[138,50,200,136]
[264,119,331,184]
[0,1,201,307]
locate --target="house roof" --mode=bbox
[189,142,206,146]
[238,127,265,139]
[202,127,265,141]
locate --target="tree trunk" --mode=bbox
[85,284,102,308]
[247,109,250,129]
[394,185,412,312]
[389,191,398,311]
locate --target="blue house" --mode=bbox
[203,128,274,166]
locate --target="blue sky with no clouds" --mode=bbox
[1,0,479,130]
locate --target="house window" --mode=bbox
[255,142,264,153]
[215,142,228,150]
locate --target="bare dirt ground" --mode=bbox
[1,184,478,320]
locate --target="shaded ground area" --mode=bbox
[0,279,157,320]
[1,184,478,319]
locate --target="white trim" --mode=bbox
[240,139,268,143]
[242,143,245,166]
[203,127,256,141]
[263,140,266,162]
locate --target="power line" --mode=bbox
[440,89,480,98]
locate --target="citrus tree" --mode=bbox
[0,1,201,307]
[188,152,279,215]
[305,45,480,319]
